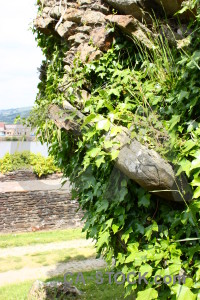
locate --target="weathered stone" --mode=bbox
[56,21,77,38]
[106,15,155,49]
[77,43,102,62]
[68,32,89,45]
[49,5,65,19]
[33,17,54,34]
[154,0,183,16]
[81,9,105,25]
[104,0,153,22]
[91,3,110,14]
[90,26,113,51]
[63,8,84,23]
[77,25,91,33]
[42,6,51,14]
[28,280,81,300]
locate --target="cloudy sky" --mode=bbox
[0,0,44,110]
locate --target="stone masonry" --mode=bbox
[0,170,83,233]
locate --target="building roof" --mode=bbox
[5,124,27,130]
[0,122,5,129]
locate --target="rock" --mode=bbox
[81,9,106,25]
[79,0,92,4]
[90,26,113,51]
[154,0,182,16]
[106,15,155,49]
[33,17,54,34]
[28,280,81,300]
[77,43,102,62]
[104,0,154,22]
[68,33,89,45]
[91,3,110,14]
[49,6,65,19]
[56,21,77,38]
[77,25,91,33]
[63,8,84,23]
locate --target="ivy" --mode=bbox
[30,2,200,299]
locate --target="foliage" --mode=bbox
[0,151,60,177]
[31,2,200,299]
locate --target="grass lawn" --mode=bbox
[0,228,85,248]
[0,270,134,300]
[0,246,96,272]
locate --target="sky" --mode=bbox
[0,0,44,110]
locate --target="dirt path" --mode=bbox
[0,239,94,258]
[0,258,106,286]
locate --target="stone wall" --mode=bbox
[0,170,83,233]
[0,170,63,182]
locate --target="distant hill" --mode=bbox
[0,107,32,124]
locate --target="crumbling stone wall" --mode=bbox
[34,0,188,72]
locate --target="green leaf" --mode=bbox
[182,140,196,153]
[96,119,111,131]
[136,288,158,300]
[138,194,151,208]
[112,224,119,234]
[193,187,200,199]
[87,148,101,158]
[139,264,153,278]
[96,231,110,249]
[95,156,105,168]
[82,113,96,127]
[144,222,158,241]
[108,88,121,97]
[171,285,196,300]
[110,150,119,160]
[191,178,200,187]
[169,115,181,131]
[190,158,200,171]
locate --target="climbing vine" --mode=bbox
[30,2,200,299]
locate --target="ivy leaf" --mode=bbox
[193,187,200,199]
[136,288,158,300]
[108,88,121,97]
[112,224,119,234]
[96,231,110,250]
[139,264,153,278]
[168,115,181,131]
[171,285,196,300]
[87,148,101,158]
[135,223,145,234]
[95,156,105,168]
[110,126,122,137]
[96,119,110,131]
[138,194,151,208]
[96,200,109,212]
[176,159,191,177]
[191,178,200,186]
[82,113,96,127]
[144,222,158,241]
[111,150,119,160]
[190,158,200,171]
[182,139,196,153]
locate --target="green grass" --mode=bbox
[0,246,96,273]
[0,228,85,248]
[0,270,134,300]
